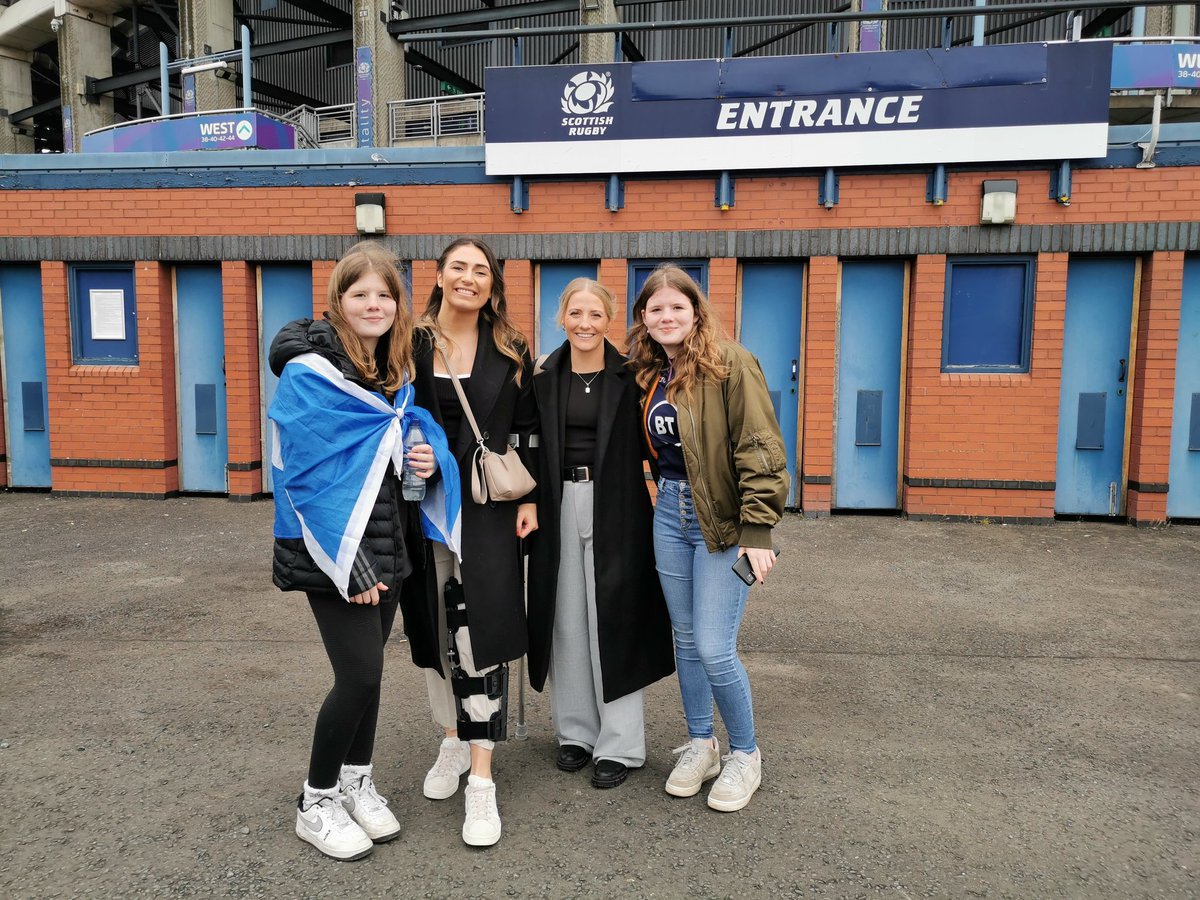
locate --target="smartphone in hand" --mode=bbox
[731,547,781,586]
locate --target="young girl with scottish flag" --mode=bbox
[268,242,460,861]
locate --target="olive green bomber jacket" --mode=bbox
[668,341,790,552]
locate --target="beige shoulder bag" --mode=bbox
[436,343,537,505]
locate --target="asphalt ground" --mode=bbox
[0,493,1196,899]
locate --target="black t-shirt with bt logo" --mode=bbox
[646,368,687,480]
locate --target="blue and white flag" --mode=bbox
[269,352,461,599]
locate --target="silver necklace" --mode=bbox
[574,370,602,394]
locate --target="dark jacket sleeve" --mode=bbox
[514,347,541,504]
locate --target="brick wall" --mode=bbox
[1127,251,1184,523]
[4,165,1198,521]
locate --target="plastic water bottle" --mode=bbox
[402,421,427,501]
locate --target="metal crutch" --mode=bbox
[515,543,528,740]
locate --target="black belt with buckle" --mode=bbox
[563,465,593,482]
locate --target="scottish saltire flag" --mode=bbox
[269,352,461,599]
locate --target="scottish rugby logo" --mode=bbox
[560,71,615,136]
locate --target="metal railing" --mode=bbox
[280,102,356,149]
[387,92,485,146]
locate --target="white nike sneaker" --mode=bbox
[423,737,471,800]
[339,764,401,843]
[295,786,373,861]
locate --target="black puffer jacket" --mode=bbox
[269,318,420,599]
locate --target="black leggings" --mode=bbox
[306,594,398,789]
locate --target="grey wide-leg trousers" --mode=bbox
[550,481,646,767]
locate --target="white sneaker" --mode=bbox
[665,737,721,798]
[706,750,763,812]
[423,737,471,800]
[340,765,401,843]
[295,787,373,861]
[462,775,501,847]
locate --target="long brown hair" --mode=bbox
[326,241,413,397]
[419,238,528,385]
[626,264,729,400]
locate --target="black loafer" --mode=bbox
[556,744,592,772]
[591,759,629,789]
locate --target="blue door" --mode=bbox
[261,264,313,493]
[538,262,597,355]
[0,266,51,487]
[628,261,708,328]
[1168,256,1200,518]
[835,260,906,509]
[176,266,228,492]
[739,262,805,506]
[1056,258,1137,515]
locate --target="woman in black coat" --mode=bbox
[526,278,675,789]
[397,237,538,847]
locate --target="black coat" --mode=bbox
[268,318,418,598]
[526,341,675,703]
[399,323,537,670]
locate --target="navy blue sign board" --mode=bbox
[484,42,1112,175]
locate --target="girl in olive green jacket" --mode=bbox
[627,264,789,813]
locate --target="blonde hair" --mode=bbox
[326,241,413,397]
[626,264,729,401]
[556,277,616,328]
[419,238,528,385]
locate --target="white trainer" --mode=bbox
[665,737,721,798]
[340,765,401,843]
[295,788,373,861]
[462,775,502,847]
[423,737,471,800]
[706,750,763,812]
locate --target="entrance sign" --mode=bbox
[485,42,1112,175]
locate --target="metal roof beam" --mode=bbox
[390,1,1195,42]
[391,0,578,34]
[80,28,350,98]
[280,0,352,28]
[404,47,482,94]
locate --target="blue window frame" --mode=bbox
[70,264,139,365]
[628,260,709,328]
[942,256,1035,373]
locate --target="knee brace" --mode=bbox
[443,576,509,742]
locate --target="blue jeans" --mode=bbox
[653,478,757,753]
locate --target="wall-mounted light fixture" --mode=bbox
[355,192,386,235]
[980,179,1017,225]
[181,60,229,76]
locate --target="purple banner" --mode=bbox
[61,105,74,153]
[859,0,883,53]
[80,111,296,153]
[183,74,197,114]
[1111,44,1200,89]
[356,46,374,147]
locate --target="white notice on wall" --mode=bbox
[90,289,126,340]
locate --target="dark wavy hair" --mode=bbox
[418,237,528,385]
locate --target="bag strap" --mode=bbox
[435,342,487,446]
